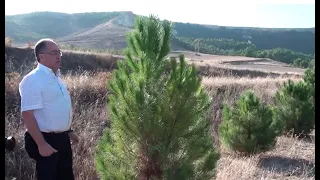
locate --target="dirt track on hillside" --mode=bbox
[170,51,305,74]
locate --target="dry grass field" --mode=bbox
[5,47,314,180]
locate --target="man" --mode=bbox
[19,38,79,180]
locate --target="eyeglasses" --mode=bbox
[40,50,62,57]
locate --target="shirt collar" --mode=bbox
[36,63,61,77]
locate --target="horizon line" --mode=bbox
[5,10,315,29]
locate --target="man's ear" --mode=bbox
[38,54,44,62]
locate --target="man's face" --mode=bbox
[39,41,62,72]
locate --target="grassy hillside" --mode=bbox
[5,21,46,42]
[173,23,314,54]
[5,11,315,55]
[5,11,128,41]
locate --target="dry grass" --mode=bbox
[203,76,301,87]
[5,48,314,180]
[5,71,314,180]
[196,64,303,78]
[5,72,110,180]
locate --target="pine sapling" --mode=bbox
[95,15,220,180]
[219,90,283,155]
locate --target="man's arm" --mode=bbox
[22,110,46,146]
[19,76,45,146]
[19,76,57,156]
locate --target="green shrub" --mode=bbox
[219,90,283,154]
[303,63,315,98]
[273,80,314,135]
[94,15,220,180]
[304,65,315,85]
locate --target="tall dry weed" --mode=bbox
[5,37,13,47]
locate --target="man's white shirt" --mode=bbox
[19,63,72,132]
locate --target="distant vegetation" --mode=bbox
[177,37,314,68]
[59,43,124,55]
[173,23,314,54]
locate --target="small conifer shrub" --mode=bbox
[219,90,283,154]
[273,80,314,135]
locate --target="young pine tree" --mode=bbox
[219,90,283,155]
[303,62,315,99]
[273,80,314,135]
[94,15,219,180]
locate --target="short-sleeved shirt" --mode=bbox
[19,63,72,132]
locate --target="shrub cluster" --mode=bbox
[219,63,315,154]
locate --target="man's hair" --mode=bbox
[34,38,56,62]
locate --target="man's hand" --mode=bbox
[68,132,79,144]
[38,142,58,157]
[21,110,57,157]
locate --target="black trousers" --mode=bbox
[24,131,74,180]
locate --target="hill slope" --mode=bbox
[58,20,131,50]
[5,11,129,42]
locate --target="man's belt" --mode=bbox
[42,129,73,134]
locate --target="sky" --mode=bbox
[5,0,315,28]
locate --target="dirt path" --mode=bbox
[170,51,305,74]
